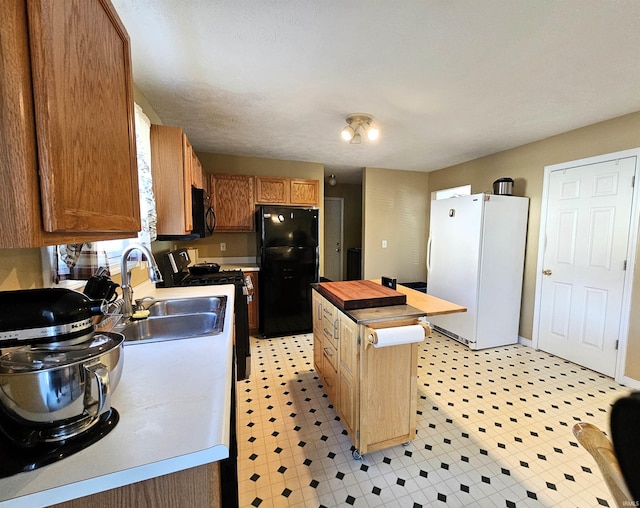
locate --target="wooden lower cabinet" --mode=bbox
[337,313,358,439]
[312,289,424,456]
[312,290,323,371]
[246,271,259,334]
[50,462,221,508]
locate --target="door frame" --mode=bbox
[532,147,640,387]
[324,197,344,281]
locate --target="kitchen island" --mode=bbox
[0,282,236,508]
[312,280,465,457]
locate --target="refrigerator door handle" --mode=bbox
[426,234,433,274]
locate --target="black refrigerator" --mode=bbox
[257,206,319,337]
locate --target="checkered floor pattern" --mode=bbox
[237,331,630,507]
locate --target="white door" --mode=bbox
[324,197,343,281]
[536,156,636,376]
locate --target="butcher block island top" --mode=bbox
[316,280,406,310]
[314,280,466,324]
[379,280,467,316]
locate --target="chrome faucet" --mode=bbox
[119,244,163,318]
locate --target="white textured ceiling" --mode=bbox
[112,0,640,184]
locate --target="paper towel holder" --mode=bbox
[381,276,397,290]
[366,321,431,349]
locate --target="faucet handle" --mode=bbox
[149,266,163,283]
[134,296,155,310]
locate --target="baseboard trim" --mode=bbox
[518,336,532,348]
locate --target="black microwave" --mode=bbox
[192,187,216,238]
[155,187,215,241]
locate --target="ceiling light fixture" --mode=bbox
[328,174,337,186]
[340,114,379,144]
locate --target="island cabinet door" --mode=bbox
[337,312,359,440]
[312,290,324,373]
[358,325,419,455]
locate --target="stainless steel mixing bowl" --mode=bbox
[0,332,124,435]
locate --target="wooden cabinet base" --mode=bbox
[50,462,222,508]
[312,288,426,457]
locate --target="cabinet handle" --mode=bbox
[333,318,338,339]
[323,376,333,388]
[323,347,333,357]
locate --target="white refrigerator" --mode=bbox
[427,193,529,349]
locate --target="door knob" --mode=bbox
[542,269,552,276]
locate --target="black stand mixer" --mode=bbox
[0,288,124,477]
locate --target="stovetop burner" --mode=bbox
[179,269,245,287]
[0,408,119,478]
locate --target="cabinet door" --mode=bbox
[210,175,255,231]
[181,133,193,231]
[290,179,319,206]
[247,271,259,334]
[255,176,289,204]
[312,290,323,373]
[322,298,339,352]
[191,151,204,190]
[150,125,192,235]
[338,313,359,439]
[28,0,140,234]
[322,354,338,404]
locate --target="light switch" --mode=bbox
[382,240,387,248]
[220,242,226,252]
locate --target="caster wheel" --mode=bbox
[402,441,411,447]
[352,449,363,460]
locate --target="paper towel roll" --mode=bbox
[368,324,425,348]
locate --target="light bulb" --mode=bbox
[367,127,379,141]
[341,125,355,141]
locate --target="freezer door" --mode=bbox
[427,195,484,342]
[259,206,319,248]
[259,245,318,337]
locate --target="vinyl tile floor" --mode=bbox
[237,331,631,507]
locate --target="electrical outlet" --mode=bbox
[220,242,226,252]
[382,240,387,248]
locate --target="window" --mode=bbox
[433,185,472,200]
[43,239,139,289]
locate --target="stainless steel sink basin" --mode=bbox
[145,296,226,317]
[118,312,223,344]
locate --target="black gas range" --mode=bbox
[157,249,251,381]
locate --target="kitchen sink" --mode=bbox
[144,296,226,317]
[118,312,224,344]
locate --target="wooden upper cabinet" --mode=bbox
[150,125,198,235]
[255,176,289,205]
[290,179,319,206]
[191,150,204,190]
[255,176,319,206]
[210,174,255,232]
[0,0,141,247]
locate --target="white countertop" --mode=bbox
[0,282,235,508]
